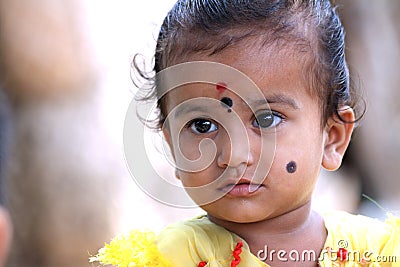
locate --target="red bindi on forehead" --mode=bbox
[216,82,228,93]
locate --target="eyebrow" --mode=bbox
[250,94,300,110]
[173,105,209,119]
[172,93,300,119]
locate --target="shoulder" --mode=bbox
[323,210,399,243]
[322,211,399,264]
[158,215,236,242]
[323,210,395,234]
[157,215,240,266]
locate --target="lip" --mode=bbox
[218,178,264,197]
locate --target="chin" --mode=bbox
[229,217,258,223]
[202,201,274,224]
[231,214,270,223]
[208,209,269,224]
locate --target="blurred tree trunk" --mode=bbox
[0,1,121,266]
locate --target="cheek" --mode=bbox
[179,172,202,194]
[270,144,321,186]
[273,127,324,177]
[178,161,219,188]
[175,131,202,160]
[267,152,318,206]
[179,167,222,206]
[180,172,199,187]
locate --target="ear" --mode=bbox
[322,106,355,171]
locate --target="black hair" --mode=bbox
[134,0,364,129]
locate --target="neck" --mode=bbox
[208,201,327,267]
[207,201,315,244]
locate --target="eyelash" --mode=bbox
[252,110,284,129]
[187,110,284,135]
[187,118,218,135]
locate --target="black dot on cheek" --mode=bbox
[286,161,297,174]
[220,97,233,108]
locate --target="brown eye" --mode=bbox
[190,119,218,134]
[253,110,282,128]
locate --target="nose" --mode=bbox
[216,127,254,168]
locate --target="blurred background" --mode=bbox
[0,1,398,266]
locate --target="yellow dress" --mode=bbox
[90,211,399,266]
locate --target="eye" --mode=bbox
[252,110,283,129]
[189,118,218,134]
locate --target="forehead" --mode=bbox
[164,42,313,109]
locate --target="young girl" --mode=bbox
[91,0,399,266]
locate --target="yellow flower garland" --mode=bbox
[89,230,173,267]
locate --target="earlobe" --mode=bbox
[322,107,355,171]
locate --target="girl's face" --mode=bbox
[163,44,346,223]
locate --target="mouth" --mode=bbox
[218,178,263,197]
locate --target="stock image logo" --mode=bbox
[255,239,398,264]
[123,61,277,208]
[321,239,398,265]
